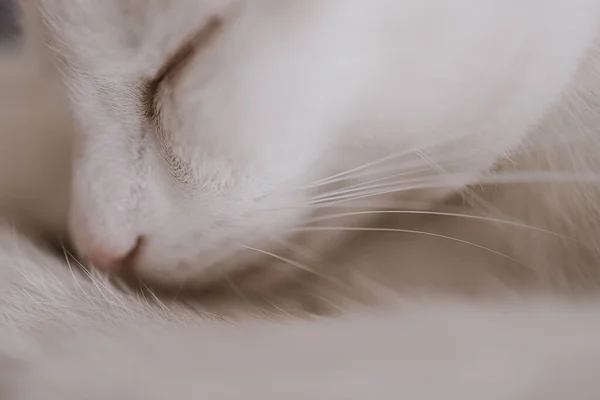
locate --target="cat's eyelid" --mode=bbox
[142,16,224,122]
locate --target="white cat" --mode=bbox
[3,0,600,398]
[29,0,600,290]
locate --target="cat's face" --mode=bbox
[31,0,600,290]
[36,0,383,289]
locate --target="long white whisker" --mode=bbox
[241,245,348,289]
[415,149,447,175]
[302,132,598,193]
[312,176,441,202]
[308,171,600,207]
[299,157,469,192]
[300,165,429,191]
[289,226,528,268]
[311,149,421,187]
[266,236,323,262]
[308,181,436,205]
[301,145,487,192]
[266,199,461,212]
[310,167,434,195]
[301,210,572,239]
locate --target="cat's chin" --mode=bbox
[104,240,288,296]
[115,257,303,299]
[115,226,353,297]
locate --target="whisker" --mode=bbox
[241,245,348,289]
[310,148,420,187]
[308,181,436,205]
[302,165,429,191]
[459,186,517,230]
[266,236,323,263]
[306,149,496,199]
[308,166,435,195]
[266,199,455,212]
[311,176,441,202]
[289,226,529,269]
[300,157,464,192]
[301,210,572,239]
[415,148,447,175]
[307,171,600,207]
[301,145,483,192]
[300,132,599,193]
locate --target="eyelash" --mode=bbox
[139,16,224,186]
[141,16,224,123]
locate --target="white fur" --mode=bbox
[28,0,600,287]
[3,0,600,397]
[2,225,600,399]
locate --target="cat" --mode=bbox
[27,0,600,291]
[3,0,600,398]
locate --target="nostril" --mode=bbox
[86,236,144,273]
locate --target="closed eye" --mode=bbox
[142,16,224,123]
[140,16,224,186]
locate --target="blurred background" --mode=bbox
[0,0,19,43]
[0,0,73,238]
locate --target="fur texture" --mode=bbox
[28,0,600,289]
[2,225,600,399]
[3,0,600,398]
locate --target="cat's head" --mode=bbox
[34,0,384,290]
[28,0,598,291]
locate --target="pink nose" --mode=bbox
[86,236,143,272]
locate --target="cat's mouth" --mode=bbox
[68,190,372,298]
[89,239,310,299]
